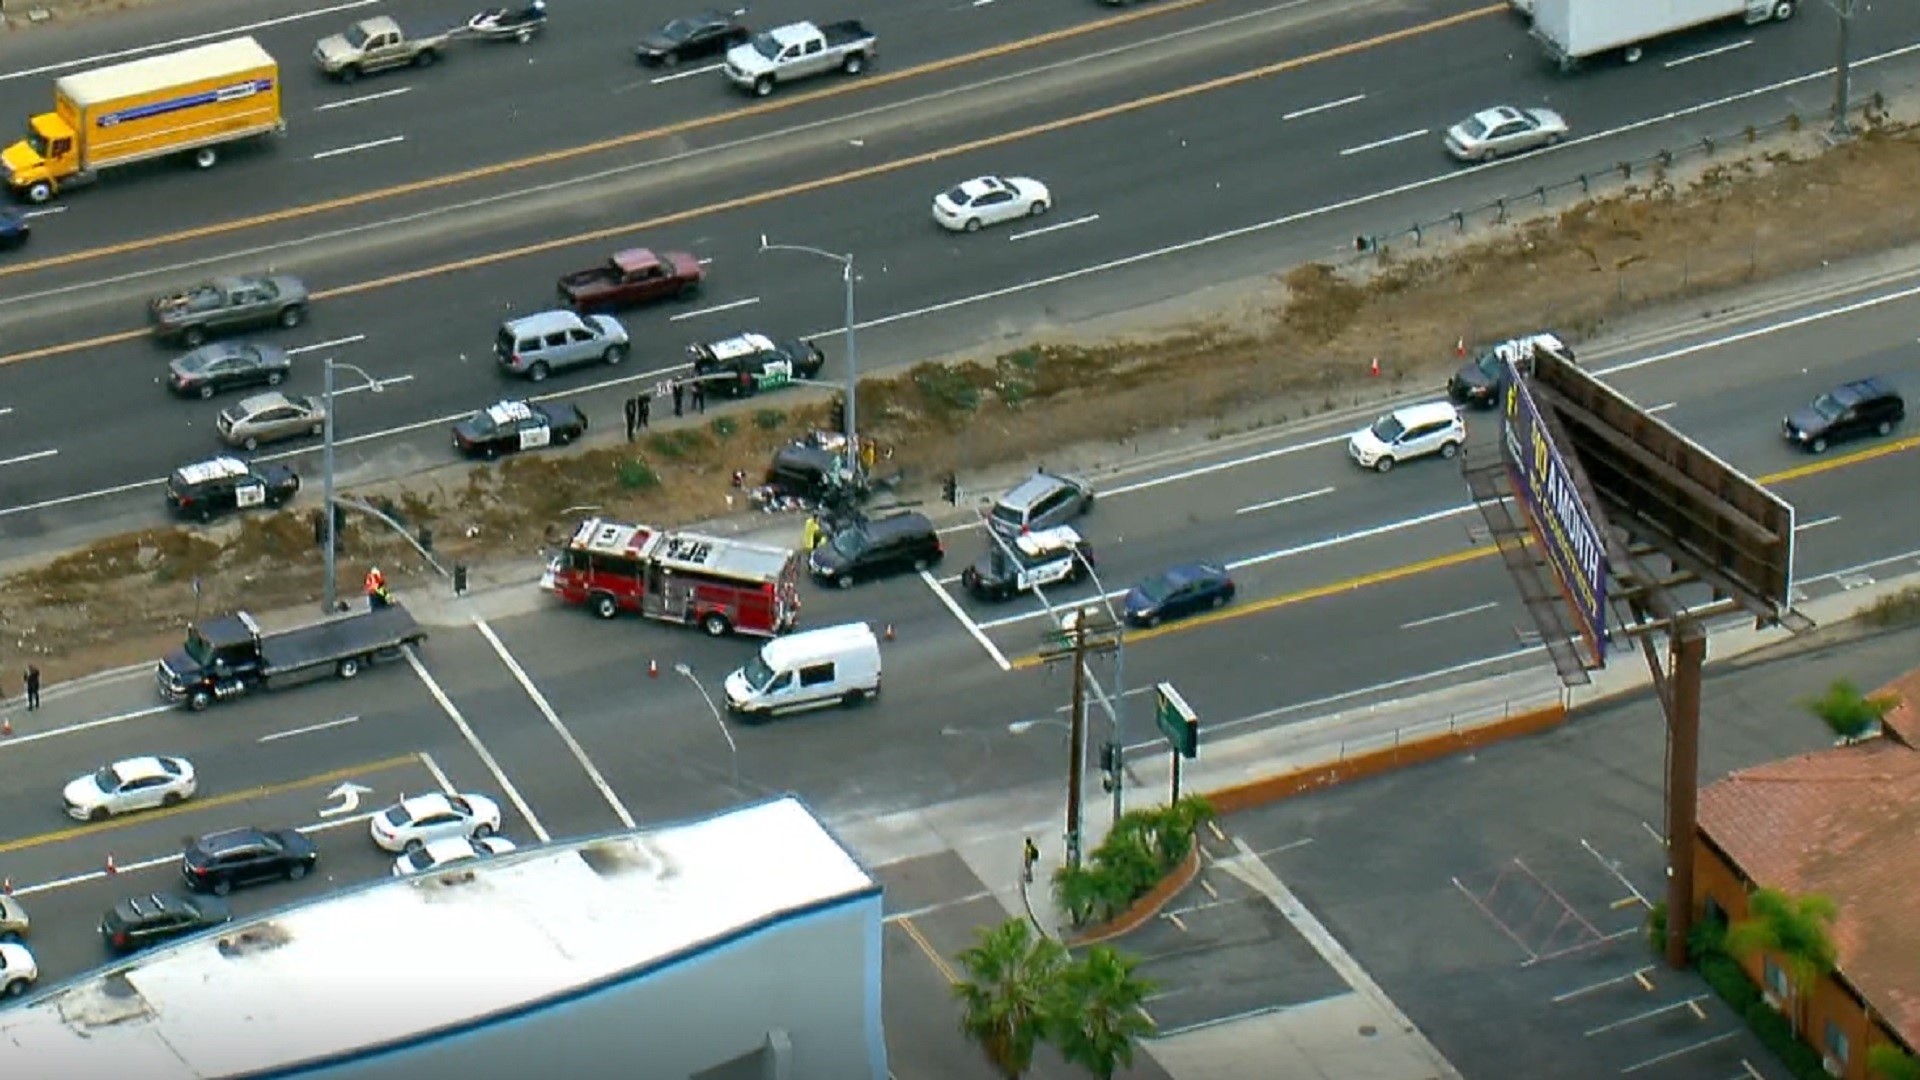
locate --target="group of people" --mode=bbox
[623,379,707,441]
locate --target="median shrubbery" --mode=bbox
[1052,796,1214,929]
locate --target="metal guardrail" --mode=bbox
[1350,94,1895,259]
[1306,686,1567,764]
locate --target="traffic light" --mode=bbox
[942,472,959,506]
[1099,742,1118,773]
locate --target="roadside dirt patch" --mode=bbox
[8,113,1920,686]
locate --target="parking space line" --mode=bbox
[920,570,1011,671]
[1621,1032,1744,1074]
[895,916,959,984]
[473,618,635,829]
[9,809,383,899]
[403,647,550,843]
[1552,966,1657,1004]
[0,704,171,750]
[0,754,415,856]
[417,751,456,795]
[1586,995,1711,1037]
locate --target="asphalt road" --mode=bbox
[6,0,1920,552]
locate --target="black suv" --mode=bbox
[809,512,943,588]
[182,826,320,896]
[1783,377,1905,454]
[165,456,300,523]
[101,891,231,953]
[1447,332,1574,409]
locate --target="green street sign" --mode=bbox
[1155,681,1198,760]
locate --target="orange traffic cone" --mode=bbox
[1,717,10,737]
[1368,358,1381,378]
[884,623,894,642]
[105,854,118,875]
[1455,337,1467,358]
[648,659,659,679]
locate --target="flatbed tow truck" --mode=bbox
[156,604,426,711]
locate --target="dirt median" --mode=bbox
[9,104,1920,687]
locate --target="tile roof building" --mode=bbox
[1693,670,1920,1079]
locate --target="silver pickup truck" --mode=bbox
[722,19,876,97]
[314,16,457,81]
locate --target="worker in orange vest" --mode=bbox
[364,567,392,610]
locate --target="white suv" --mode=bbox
[1348,401,1466,473]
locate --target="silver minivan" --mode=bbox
[987,469,1095,537]
[495,310,630,382]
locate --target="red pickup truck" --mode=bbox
[557,248,704,313]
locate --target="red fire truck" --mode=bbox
[542,517,801,637]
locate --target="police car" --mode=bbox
[1446,332,1574,409]
[452,399,588,460]
[961,525,1096,602]
[687,332,825,399]
[165,456,301,523]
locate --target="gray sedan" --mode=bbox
[216,391,327,450]
[168,342,292,400]
[1444,106,1568,162]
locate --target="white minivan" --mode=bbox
[724,622,881,719]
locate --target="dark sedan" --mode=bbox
[168,342,292,399]
[100,892,231,954]
[0,208,28,250]
[452,398,587,459]
[636,10,748,65]
[1124,563,1235,627]
[182,826,319,896]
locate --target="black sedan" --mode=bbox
[0,208,28,251]
[168,341,292,399]
[100,891,231,954]
[453,399,587,459]
[1123,562,1235,627]
[636,10,749,66]
[181,826,319,897]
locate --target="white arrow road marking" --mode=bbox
[319,781,375,817]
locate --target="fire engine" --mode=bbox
[542,518,802,637]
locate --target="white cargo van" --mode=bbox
[723,622,881,719]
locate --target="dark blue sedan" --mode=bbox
[1124,562,1235,627]
[0,208,28,250]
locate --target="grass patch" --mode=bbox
[1857,584,1920,627]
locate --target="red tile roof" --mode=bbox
[1698,669,1920,1047]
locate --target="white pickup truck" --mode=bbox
[314,16,458,82]
[723,19,876,97]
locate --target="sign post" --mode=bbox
[1154,682,1199,802]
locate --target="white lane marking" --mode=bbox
[1010,213,1100,242]
[1283,93,1365,121]
[0,407,10,417]
[331,374,415,397]
[20,207,66,219]
[0,0,379,83]
[1665,40,1752,69]
[884,888,995,923]
[650,61,726,85]
[1646,402,1677,414]
[0,704,171,750]
[974,503,1478,631]
[1400,601,1499,630]
[316,87,413,112]
[1235,485,1335,515]
[1795,515,1840,532]
[418,750,457,795]
[921,569,1011,671]
[1599,273,1920,377]
[937,572,963,584]
[258,715,362,743]
[0,449,56,467]
[9,810,383,899]
[1339,129,1428,156]
[311,136,406,161]
[474,618,636,829]
[1108,433,1349,497]
[669,296,761,322]
[285,334,367,356]
[403,646,550,843]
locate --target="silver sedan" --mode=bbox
[216,391,327,450]
[1444,106,1568,162]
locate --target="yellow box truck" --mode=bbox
[2,36,283,204]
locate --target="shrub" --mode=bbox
[1859,585,1920,628]
[616,459,658,490]
[1052,796,1215,928]
[1803,679,1894,740]
[752,408,786,431]
[645,430,708,461]
[708,416,738,440]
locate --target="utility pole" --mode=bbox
[1662,620,1708,968]
[1832,0,1857,139]
[1037,606,1121,870]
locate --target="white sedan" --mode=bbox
[63,756,197,822]
[933,175,1051,233]
[392,835,518,877]
[0,942,37,998]
[1444,105,1568,162]
[369,792,503,853]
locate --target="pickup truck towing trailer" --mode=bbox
[156,604,426,711]
[314,16,459,81]
[723,19,876,97]
[1532,0,1794,70]
[1,37,283,204]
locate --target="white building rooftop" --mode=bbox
[0,796,877,1077]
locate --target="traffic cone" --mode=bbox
[648,659,658,679]
[884,623,895,642]
[1,717,10,737]
[1368,358,1381,378]
[105,854,118,875]
[1455,337,1467,358]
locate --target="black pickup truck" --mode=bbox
[156,605,427,711]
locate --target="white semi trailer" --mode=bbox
[1532,0,1796,71]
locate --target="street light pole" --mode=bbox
[758,235,859,485]
[674,662,739,785]
[1832,0,1857,139]
[322,359,383,615]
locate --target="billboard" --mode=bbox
[1501,360,1610,667]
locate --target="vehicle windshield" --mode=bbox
[829,529,869,558]
[344,24,371,49]
[750,32,781,60]
[402,848,434,872]
[1370,415,1406,442]
[1476,352,1503,379]
[661,18,697,41]
[177,353,211,373]
[1460,116,1489,140]
[1811,393,1845,421]
[468,409,499,432]
[23,125,48,158]
[741,654,776,691]
[1135,575,1175,605]
[943,185,969,205]
[184,629,214,666]
[92,765,121,789]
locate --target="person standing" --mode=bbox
[637,392,651,431]
[690,380,706,415]
[24,664,40,712]
[672,380,685,418]
[801,515,824,553]
[624,395,639,442]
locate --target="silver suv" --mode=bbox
[988,469,1094,537]
[495,310,630,382]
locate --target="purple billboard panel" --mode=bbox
[1501,361,1609,666]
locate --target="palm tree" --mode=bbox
[1726,887,1839,1036]
[1050,945,1157,1079]
[954,919,1068,1079]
